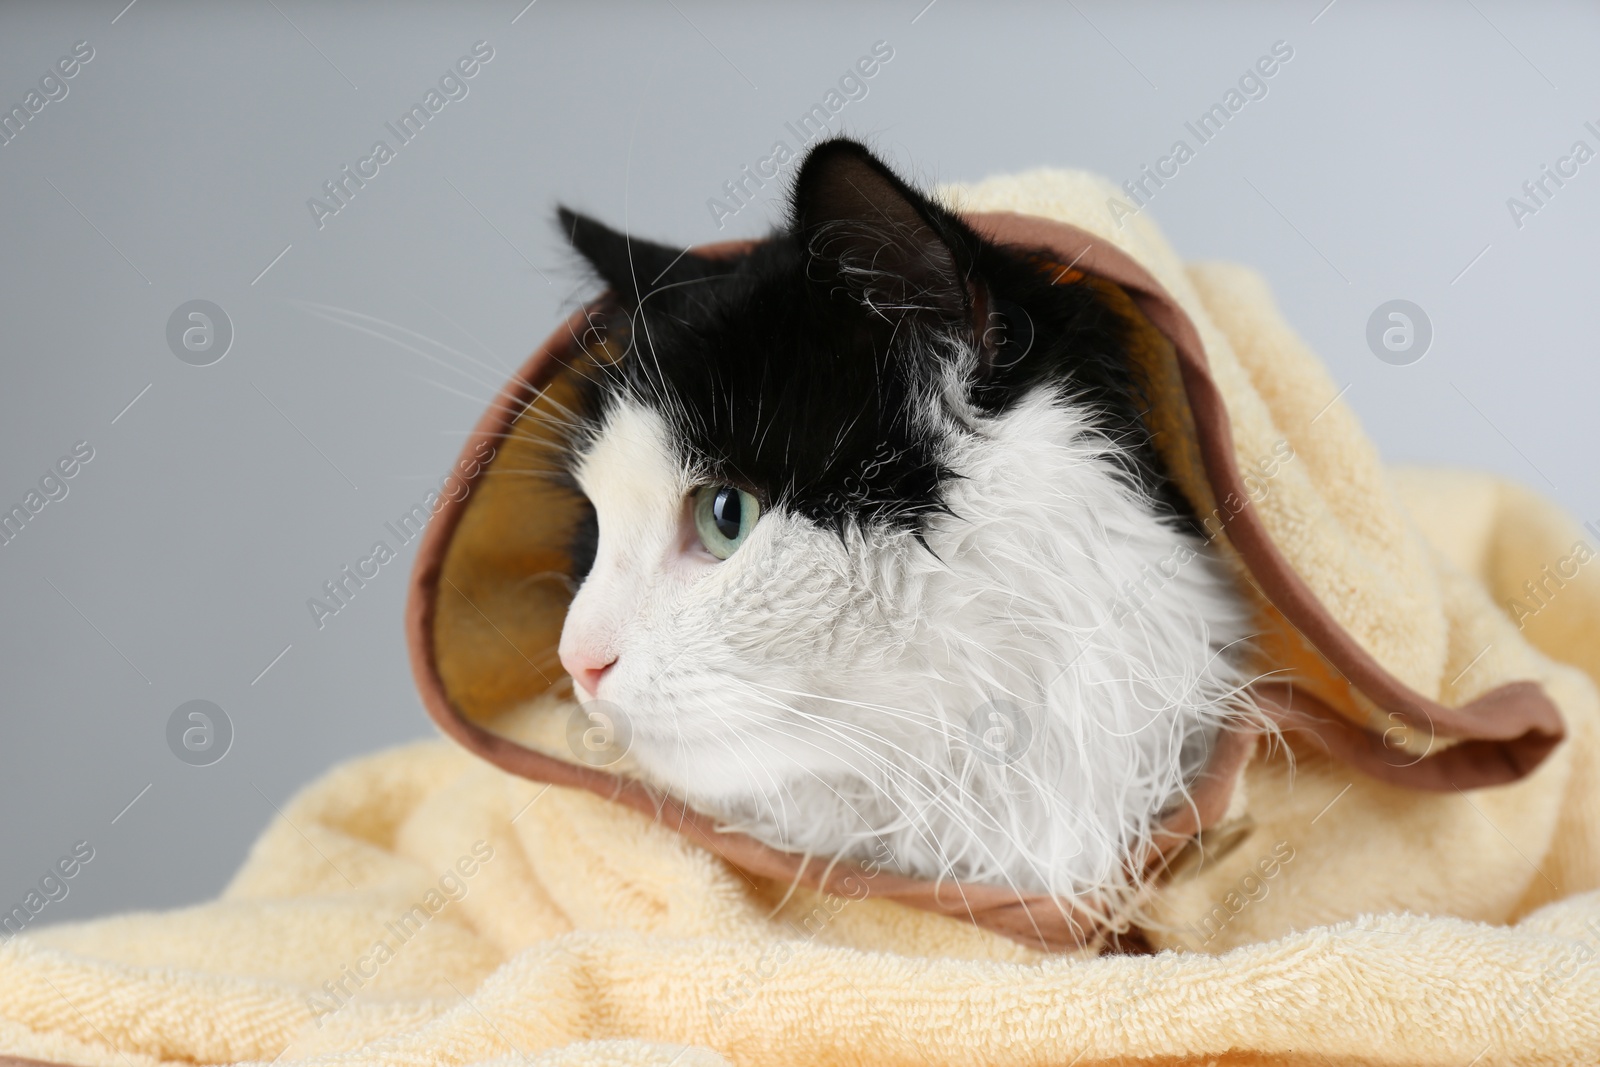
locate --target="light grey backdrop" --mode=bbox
[2,0,1595,928]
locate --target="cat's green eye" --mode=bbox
[693,484,760,560]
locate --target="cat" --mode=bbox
[552,137,1255,905]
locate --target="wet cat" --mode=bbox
[554,138,1253,901]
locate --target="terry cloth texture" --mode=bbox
[4,169,1598,1066]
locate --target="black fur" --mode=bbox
[557,138,1182,535]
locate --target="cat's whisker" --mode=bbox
[302,299,529,391]
[683,721,877,874]
[706,684,980,865]
[717,680,1070,893]
[413,296,512,370]
[480,468,577,484]
[294,300,526,404]
[703,686,1094,926]
[406,373,505,409]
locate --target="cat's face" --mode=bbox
[560,394,909,799]
[551,139,1246,894]
[557,142,997,798]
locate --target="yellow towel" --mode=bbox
[5,169,1598,1066]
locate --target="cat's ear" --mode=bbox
[557,207,727,307]
[790,138,971,327]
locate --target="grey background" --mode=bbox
[2,0,1595,927]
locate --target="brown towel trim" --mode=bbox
[404,213,1565,951]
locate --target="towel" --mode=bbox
[4,168,1598,1067]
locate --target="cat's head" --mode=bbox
[551,138,1246,894]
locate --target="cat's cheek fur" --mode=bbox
[559,400,861,795]
[598,512,880,800]
[559,402,689,698]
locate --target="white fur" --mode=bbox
[560,374,1255,905]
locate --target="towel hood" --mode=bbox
[405,211,1563,953]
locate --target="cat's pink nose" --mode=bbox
[561,646,616,698]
